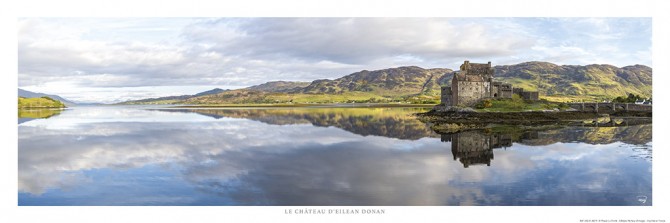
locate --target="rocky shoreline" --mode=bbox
[416,107,652,133]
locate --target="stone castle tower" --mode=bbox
[441,61,538,107]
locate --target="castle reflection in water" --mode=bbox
[441,131,539,168]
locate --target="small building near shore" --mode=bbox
[441,61,539,107]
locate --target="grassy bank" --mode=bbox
[418,99,653,134]
[418,109,650,124]
[474,95,570,112]
[420,110,603,124]
[18,97,66,109]
[420,110,651,133]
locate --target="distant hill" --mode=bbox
[121,95,192,104]
[299,66,453,96]
[246,81,311,92]
[18,89,76,105]
[18,96,67,108]
[120,88,230,104]
[121,61,652,105]
[194,88,228,97]
[178,66,454,104]
[493,62,652,101]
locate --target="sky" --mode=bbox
[17,18,651,103]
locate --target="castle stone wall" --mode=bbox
[441,86,452,105]
[519,91,539,101]
[456,81,490,107]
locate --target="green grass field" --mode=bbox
[475,95,570,112]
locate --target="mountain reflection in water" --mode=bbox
[157,107,439,140]
[18,108,63,124]
[18,106,652,205]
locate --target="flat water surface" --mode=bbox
[18,106,652,205]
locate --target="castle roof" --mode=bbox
[460,61,493,75]
[467,63,491,71]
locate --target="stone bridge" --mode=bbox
[567,103,652,113]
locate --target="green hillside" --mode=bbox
[182,89,389,104]
[494,62,652,102]
[121,88,228,105]
[120,62,651,105]
[180,66,453,105]
[247,81,311,92]
[18,88,76,106]
[18,96,67,108]
[300,66,453,97]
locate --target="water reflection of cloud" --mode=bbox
[18,108,652,205]
[18,106,235,130]
[482,142,650,205]
[19,119,390,195]
[20,118,491,204]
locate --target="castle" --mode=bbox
[441,61,539,107]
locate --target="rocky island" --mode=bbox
[417,61,652,132]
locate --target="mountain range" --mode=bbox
[121,61,652,105]
[123,88,229,104]
[246,81,311,92]
[153,108,651,145]
[493,62,652,101]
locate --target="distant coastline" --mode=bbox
[170,103,437,109]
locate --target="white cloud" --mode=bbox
[182,18,533,63]
[17,18,651,103]
[530,45,594,64]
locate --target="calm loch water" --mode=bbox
[18,106,652,205]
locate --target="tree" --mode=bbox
[613,93,643,103]
[475,99,493,109]
[613,96,624,103]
